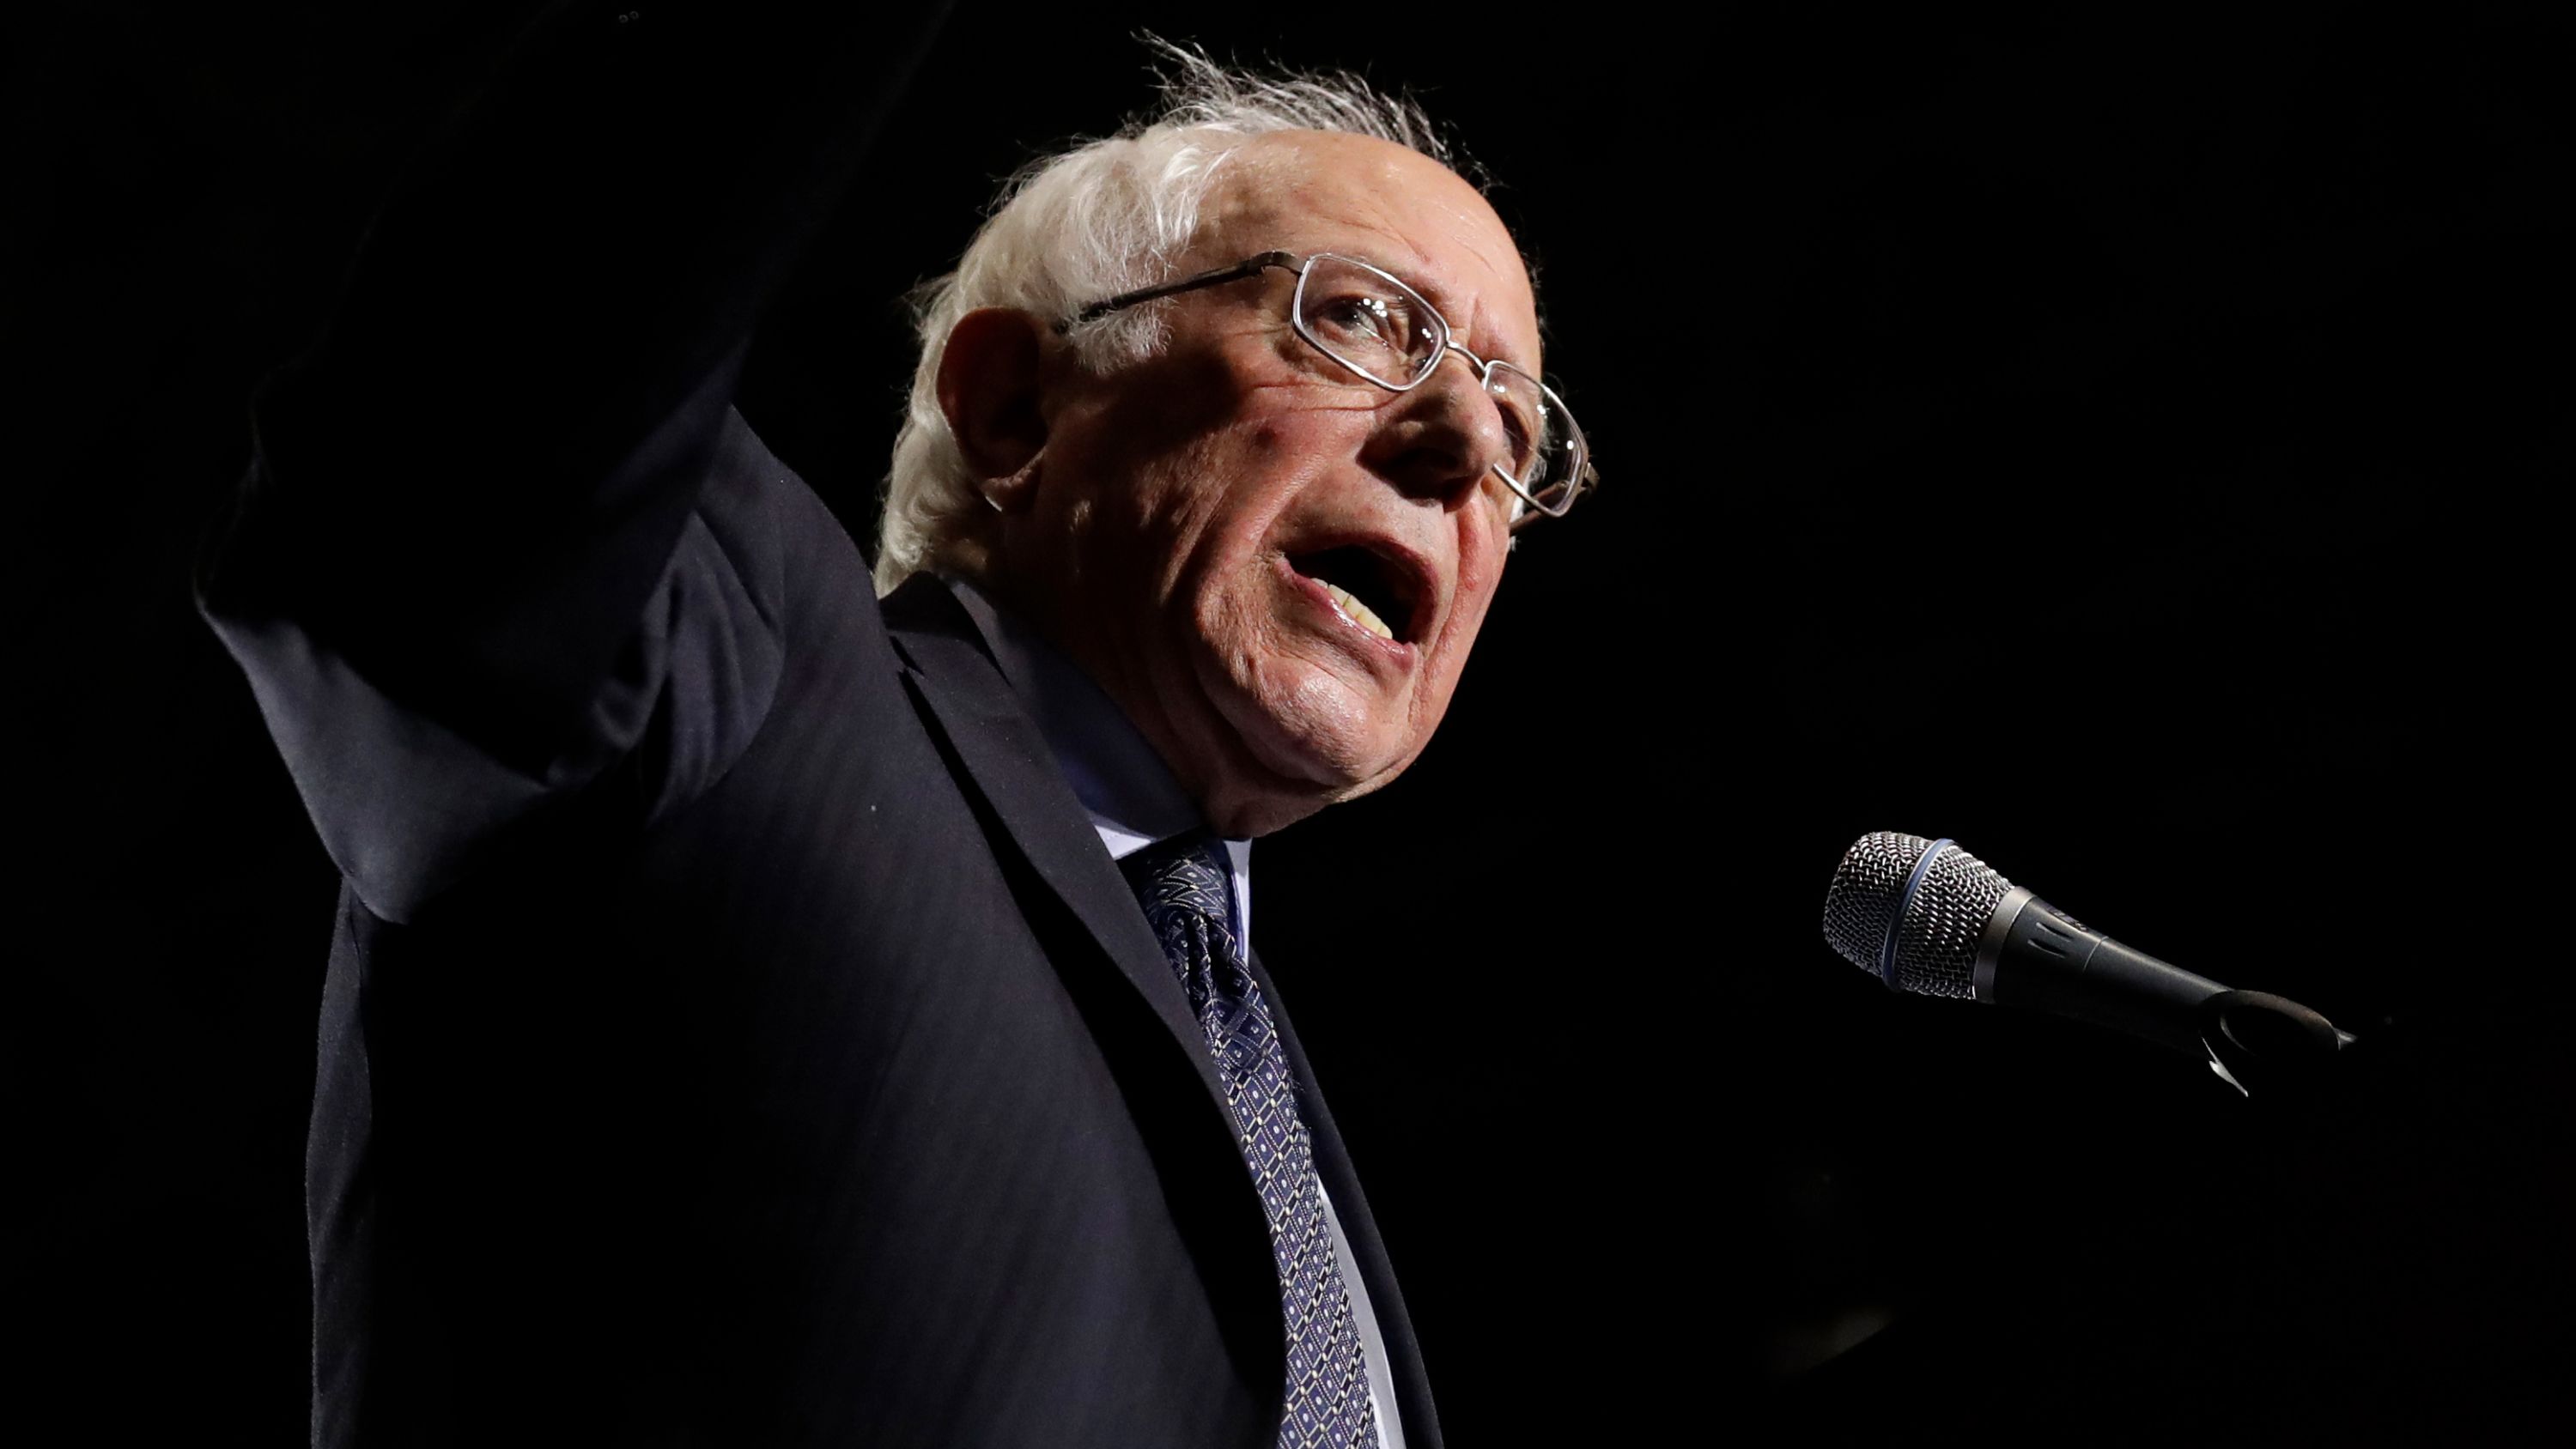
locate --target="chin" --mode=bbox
[1191,650,1423,836]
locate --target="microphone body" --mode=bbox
[1974,885,2227,1056]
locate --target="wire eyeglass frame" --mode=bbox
[1061,249,1594,528]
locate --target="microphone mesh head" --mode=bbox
[1822,832,2017,999]
[1822,832,1929,975]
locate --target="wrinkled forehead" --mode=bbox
[1196,131,1543,373]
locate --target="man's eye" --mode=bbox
[1322,295,1393,336]
[1315,291,1419,351]
[1496,397,1540,466]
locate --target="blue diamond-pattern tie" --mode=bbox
[1121,834,1380,1449]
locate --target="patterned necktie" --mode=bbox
[1121,834,1381,1449]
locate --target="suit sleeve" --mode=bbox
[197,2,945,922]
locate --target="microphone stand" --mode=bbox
[2196,990,2359,1099]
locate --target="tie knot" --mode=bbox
[1120,830,1235,936]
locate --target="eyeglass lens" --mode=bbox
[1292,255,1582,512]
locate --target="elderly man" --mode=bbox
[200,7,1586,1446]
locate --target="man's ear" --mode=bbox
[937,308,1052,509]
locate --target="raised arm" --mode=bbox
[199,2,945,920]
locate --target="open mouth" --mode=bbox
[1285,543,1427,646]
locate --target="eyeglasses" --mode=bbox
[1062,250,1595,529]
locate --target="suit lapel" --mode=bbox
[1249,946,1445,1449]
[878,574,1287,1398]
[880,576,1222,1088]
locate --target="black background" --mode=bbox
[9,0,2570,1441]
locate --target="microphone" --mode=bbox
[1821,831,2234,1056]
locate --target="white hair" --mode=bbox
[871,41,1469,593]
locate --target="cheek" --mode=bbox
[1445,533,1509,649]
[1403,531,1508,731]
[1172,416,1339,580]
[1078,431,1247,604]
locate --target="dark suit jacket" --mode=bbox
[195,3,1439,1443]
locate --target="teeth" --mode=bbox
[1320,581,1396,640]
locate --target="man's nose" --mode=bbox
[1359,354,1514,510]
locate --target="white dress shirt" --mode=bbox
[945,577,1406,1448]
